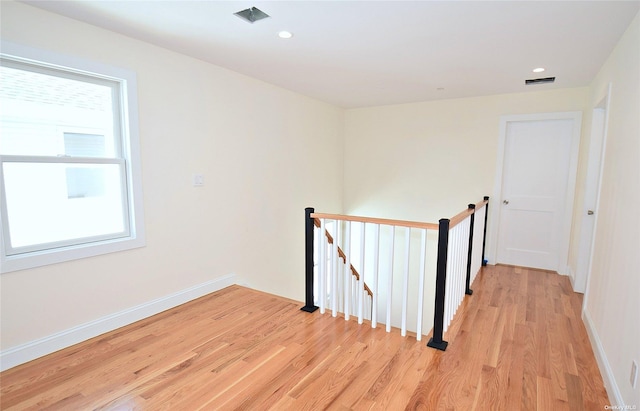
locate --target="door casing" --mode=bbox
[575,85,611,293]
[488,111,582,274]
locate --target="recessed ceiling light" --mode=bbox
[533,67,546,73]
[278,31,293,39]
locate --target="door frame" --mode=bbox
[488,111,582,274]
[575,84,611,293]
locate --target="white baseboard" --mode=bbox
[582,308,623,406]
[567,266,576,289]
[0,274,236,372]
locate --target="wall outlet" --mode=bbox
[631,360,638,389]
[193,174,204,187]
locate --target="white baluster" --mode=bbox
[319,218,326,314]
[352,275,357,315]
[446,228,452,331]
[470,209,479,284]
[470,206,485,285]
[416,228,427,341]
[401,227,410,337]
[453,225,459,326]
[337,222,344,314]
[444,228,453,333]
[371,224,380,328]
[358,222,365,325]
[464,218,470,294]
[448,226,454,331]
[462,220,469,300]
[332,221,339,317]
[386,226,395,333]
[344,221,351,321]
[453,224,461,321]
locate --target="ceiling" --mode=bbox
[20,1,640,108]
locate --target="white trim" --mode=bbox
[0,274,236,371]
[0,40,146,273]
[582,308,623,407]
[489,111,582,273]
[566,265,576,288]
[579,84,612,298]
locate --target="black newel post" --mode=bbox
[465,204,476,295]
[301,208,319,313]
[427,218,450,351]
[481,196,489,266]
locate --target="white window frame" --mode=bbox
[0,41,145,273]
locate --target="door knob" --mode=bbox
[587,210,594,215]
[503,200,509,205]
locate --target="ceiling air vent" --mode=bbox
[234,7,270,23]
[525,77,556,85]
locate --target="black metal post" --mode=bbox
[465,204,475,295]
[427,218,450,351]
[481,196,489,266]
[301,207,319,313]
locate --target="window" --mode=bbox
[0,42,145,273]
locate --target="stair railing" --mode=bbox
[428,197,489,350]
[303,196,489,350]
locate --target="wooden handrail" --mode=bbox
[449,208,474,229]
[311,213,439,231]
[314,218,374,298]
[448,199,490,229]
[314,198,488,232]
[474,198,490,211]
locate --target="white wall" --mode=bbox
[343,88,588,225]
[582,13,640,407]
[0,1,343,360]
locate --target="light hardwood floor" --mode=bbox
[0,265,609,410]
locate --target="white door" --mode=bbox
[494,113,581,272]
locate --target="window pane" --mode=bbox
[0,64,117,157]
[64,132,107,157]
[3,161,127,252]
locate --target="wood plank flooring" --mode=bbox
[0,265,610,410]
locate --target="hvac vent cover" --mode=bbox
[525,77,556,85]
[234,7,270,23]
